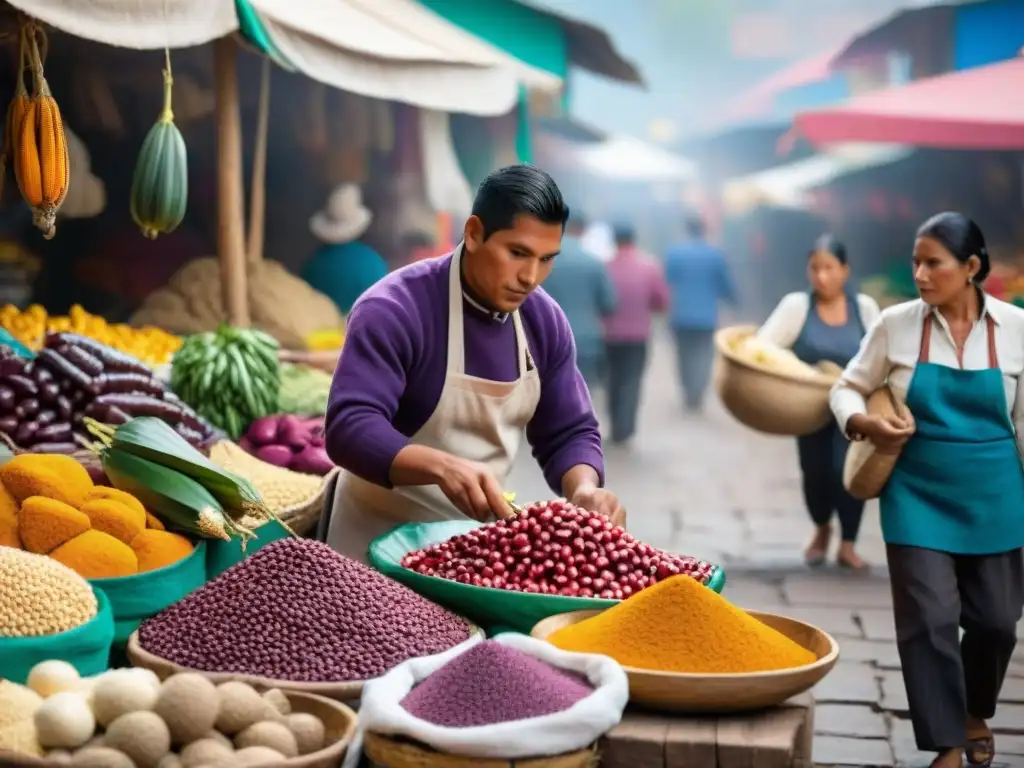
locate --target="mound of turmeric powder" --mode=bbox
[547,575,817,674]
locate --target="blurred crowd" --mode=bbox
[544,213,736,445]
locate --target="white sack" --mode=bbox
[344,633,628,768]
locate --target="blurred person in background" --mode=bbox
[664,215,737,413]
[301,184,389,314]
[402,229,442,265]
[581,219,615,263]
[832,213,1024,768]
[603,223,670,445]
[541,214,617,391]
[758,236,880,570]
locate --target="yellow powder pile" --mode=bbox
[547,575,817,674]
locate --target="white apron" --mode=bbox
[325,244,542,563]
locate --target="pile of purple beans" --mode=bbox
[138,538,472,682]
[401,641,594,727]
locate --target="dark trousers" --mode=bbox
[672,327,715,411]
[796,422,865,542]
[887,544,1023,751]
[605,341,648,443]
[576,354,605,394]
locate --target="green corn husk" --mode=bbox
[86,417,273,523]
[101,448,254,543]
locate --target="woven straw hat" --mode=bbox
[843,387,914,500]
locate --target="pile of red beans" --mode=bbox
[400,500,715,599]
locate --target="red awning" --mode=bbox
[700,47,841,132]
[793,57,1024,149]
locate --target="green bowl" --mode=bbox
[370,521,726,635]
[0,586,114,684]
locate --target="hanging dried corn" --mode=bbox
[0,26,31,201]
[130,49,188,239]
[14,23,70,239]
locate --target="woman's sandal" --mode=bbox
[966,735,995,766]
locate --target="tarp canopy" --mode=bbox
[701,47,843,133]
[5,0,557,116]
[793,57,1024,149]
[829,0,987,70]
[511,0,643,85]
[576,134,696,181]
[722,143,914,213]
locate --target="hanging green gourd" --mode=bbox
[130,49,188,239]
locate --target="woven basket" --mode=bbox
[843,386,914,500]
[279,467,338,536]
[714,326,839,436]
[0,691,357,767]
[362,733,599,768]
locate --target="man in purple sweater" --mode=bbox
[321,165,624,563]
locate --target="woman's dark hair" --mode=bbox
[613,223,636,246]
[917,211,990,282]
[471,164,569,240]
[810,234,848,265]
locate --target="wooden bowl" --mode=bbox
[531,609,839,713]
[362,732,599,768]
[126,624,484,702]
[0,691,357,767]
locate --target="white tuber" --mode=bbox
[27,660,81,698]
[34,692,95,749]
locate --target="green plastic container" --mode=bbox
[205,519,292,580]
[0,587,114,684]
[369,521,726,635]
[90,542,208,649]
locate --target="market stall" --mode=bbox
[0,346,840,766]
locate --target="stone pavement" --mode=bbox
[506,326,1024,768]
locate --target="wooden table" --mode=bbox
[599,693,814,768]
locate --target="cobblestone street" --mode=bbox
[508,327,1024,768]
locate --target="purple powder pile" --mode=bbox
[138,538,471,682]
[400,640,594,727]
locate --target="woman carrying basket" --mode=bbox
[830,212,1024,768]
[757,236,880,569]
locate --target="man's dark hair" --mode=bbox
[471,164,570,240]
[686,215,706,239]
[613,223,636,246]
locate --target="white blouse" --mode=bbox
[757,292,881,348]
[830,296,1024,456]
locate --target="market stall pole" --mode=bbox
[213,36,250,327]
[600,693,814,768]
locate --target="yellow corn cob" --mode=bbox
[15,25,69,240]
[2,28,31,201]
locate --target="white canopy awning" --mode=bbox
[7,0,559,116]
[577,134,696,181]
[4,0,239,49]
[722,143,914,213]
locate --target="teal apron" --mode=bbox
[880,313,1024,554]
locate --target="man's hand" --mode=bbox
[437,456,516,522]
[570,485,627,528]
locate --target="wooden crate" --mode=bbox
[599,693,814,768]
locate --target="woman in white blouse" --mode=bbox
[831,212,1024,768]
[758,236,880,569]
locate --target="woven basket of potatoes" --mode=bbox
[0,662,357,768]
